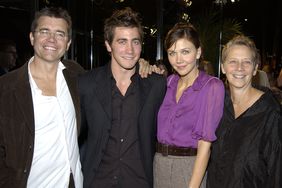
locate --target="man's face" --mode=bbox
[105,27,142,71]
[29,16,71,64]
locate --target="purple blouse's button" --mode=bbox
[174,109,182,117]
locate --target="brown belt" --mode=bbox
[156,142,197,156]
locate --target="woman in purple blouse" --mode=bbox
[154,23,225,188]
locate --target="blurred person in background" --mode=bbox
[198,60,215,76]
[0,39,17,76]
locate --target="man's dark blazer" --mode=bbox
[0,60,85,188]
[78,63,166,188]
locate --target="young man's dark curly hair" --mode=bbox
[104,7,144,45]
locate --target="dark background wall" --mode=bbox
[0,0,281,76]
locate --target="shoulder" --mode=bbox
[62,59,85,74]
[197,71,225,92]
[255,86,281,111]
[261,89,281,114]
[252,89,282,136]
[207,77,225,92]
[143,73,166,86]
[258,91,282,146]
[0,64,28,90]
[204,72,223,85]
[148,72,166,81]
[78,64,109,90]
[138,73,166,98]
[166,74,176,85]
[79,64,107,80]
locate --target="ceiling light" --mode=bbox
[183,0,192,7]
[181,13,190,22]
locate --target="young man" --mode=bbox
[79,7,166,188]
[0,7,84,187]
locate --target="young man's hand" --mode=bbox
[138,58,165,78]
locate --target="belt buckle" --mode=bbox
[161,144,169,156]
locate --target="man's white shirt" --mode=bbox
[27,58,83,188]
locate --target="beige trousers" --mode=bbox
[153,153,206,188]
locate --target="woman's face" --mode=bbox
[221,44,258,89]
[167,38,201,78]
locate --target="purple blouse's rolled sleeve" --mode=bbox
[191,78,225,142]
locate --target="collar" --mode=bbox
[107,62,139,81]
[28,56,65,91]
[168,70,215,91]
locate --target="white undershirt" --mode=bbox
[27,57,83,188]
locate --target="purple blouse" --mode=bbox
[157,71,225,148]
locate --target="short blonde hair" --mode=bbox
[222,35,260,66]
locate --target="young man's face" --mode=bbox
[105,27,142,71]
[29,16,71,64]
